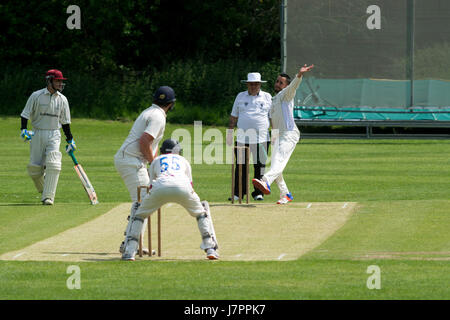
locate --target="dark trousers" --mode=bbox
[233,141,270,197]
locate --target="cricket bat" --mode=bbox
[68,150,99,205]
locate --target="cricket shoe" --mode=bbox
[42,198,54,205]
[121,250,136,261]
[206,248,219,260]
[252,178,271,195]
[121,255,135,261]
[120,241,149,255]
[277,193,293,205]
[227,195,240,202]
[251,191,264,201]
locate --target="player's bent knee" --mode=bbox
[135,208,153,220]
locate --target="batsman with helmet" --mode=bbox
[20,69,76,205]
[115,86,176,254]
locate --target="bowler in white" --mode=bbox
[252,64,314,204]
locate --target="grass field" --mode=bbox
[0,117,449,301]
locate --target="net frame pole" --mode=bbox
[407,0,415,108]
[280,0,288,73]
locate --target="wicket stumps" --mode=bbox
[231,145,250,204]
[137,186,161,257]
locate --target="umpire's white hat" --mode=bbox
[241,72,267,83]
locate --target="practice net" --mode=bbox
[283,0,450,121]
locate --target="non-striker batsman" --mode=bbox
[20,69,76,205]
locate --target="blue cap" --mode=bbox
[153,86,176,105]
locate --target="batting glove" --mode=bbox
[65,139,77,153]
[20,129,34,142]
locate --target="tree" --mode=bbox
[0,0,281,71]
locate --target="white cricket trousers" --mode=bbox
[114,154,150,202]
[122,180,217,255]
[263,130,300,196]
[136,180,204,219]
[29,129,61,165]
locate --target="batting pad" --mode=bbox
[197,213,217,251]
[42,151,61,201]
[27,164,44,193]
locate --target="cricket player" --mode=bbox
[121,139,219,261]
[252,64,314,204]
[115,86,176,253]
[20,69,76,205]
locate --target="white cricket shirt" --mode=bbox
[270,75,302,135]
[116,104,166,161]
[21,88,71,130]
[231,90,271,144]
[149,153,192,187]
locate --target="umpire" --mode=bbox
[226,72,271,201]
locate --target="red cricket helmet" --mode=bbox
[45,69,67,80]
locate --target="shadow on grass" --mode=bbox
[210,203,257,208]
[302,141,449,145]
[0,203,42,207]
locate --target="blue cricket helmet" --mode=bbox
[153,86,176,105]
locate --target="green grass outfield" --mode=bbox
[0,117,449,300]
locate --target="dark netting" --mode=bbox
[412,0,450,107]
[285,0,450,108]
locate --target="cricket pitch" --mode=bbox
[0,202,357,262]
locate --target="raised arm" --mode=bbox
[282,64,314,102]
